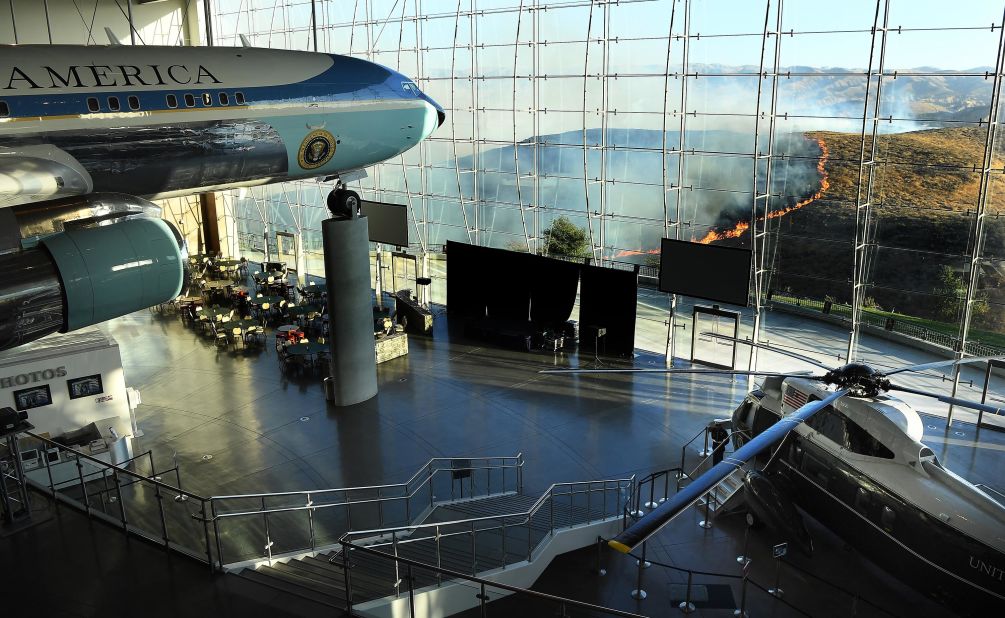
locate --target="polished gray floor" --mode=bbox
[3,297,1003,617]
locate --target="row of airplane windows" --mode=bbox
[0,92,247,118]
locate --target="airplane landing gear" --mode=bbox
[327,187,361,219]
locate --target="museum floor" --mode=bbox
[2,296,1003,617]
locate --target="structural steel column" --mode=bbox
[949,6,1005,423]
[848,0,889,362]
[748,0,784,374]
[323,214,379,406]
[663,0,685,365]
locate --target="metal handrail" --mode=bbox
[343,477,634,543]
[24,431,209,502]
[204,454,525,567]
[209,455,522,501]
[206,454,523,521]
[340,539,648,618]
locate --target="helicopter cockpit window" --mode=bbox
[806,406,894,459]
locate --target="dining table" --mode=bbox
[250,295,284,306]
[284,341,328,357]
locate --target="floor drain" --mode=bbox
[300,416,310,422]
[201,454,213,460]
[399,377,408,382]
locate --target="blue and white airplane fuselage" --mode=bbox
[0,45,444,204]
[0,44,441,351]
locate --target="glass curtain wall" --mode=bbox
[209,0,1005,376]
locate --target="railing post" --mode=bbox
[679,570,695,613]
[631,542,647,600]
[377,486,383,527]
[479,582,488,618]
[645,476,658,509]
[112,470,127,534]
[153,479,169,545]
[201,499,214,573]
[500,520,507,569]
[393,531,401,597]
[549,487,555,536]
[263,497,274,565]
[306,493,316,554]
[699,489,713,529]
[662,471,670,504]
[76,456,90,514]
[43,445,56,498]
[407,564,416,618]
[342,543,354,615]
[435,525,443,587]
[517,456,523,492]
[346,495,353,531]
[428,464,434,509]
[212,500,224,567]
[470,520,477,574]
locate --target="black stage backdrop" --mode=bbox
[485,247,533,321]
[578,265,637,357]
[446,240,485,318]
[529,255,580,328]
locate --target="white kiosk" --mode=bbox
[0,329,137,484]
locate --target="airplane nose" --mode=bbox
[437,109,446,127]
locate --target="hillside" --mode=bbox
[805,127,1005,214]
[761,126,1005,332]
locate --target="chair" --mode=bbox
[210,322,228,348]
[229,327,244,349]
[245,325,266,347]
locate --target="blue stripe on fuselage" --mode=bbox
[0,54,422,120]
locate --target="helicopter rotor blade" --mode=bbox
[539,368,819,377]
[608,388,849,554]
[699,332,834,371]
[887,384,1005,417]
[882,355,1005,377]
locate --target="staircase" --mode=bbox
[696,467,746,516]
[233,476,634,615]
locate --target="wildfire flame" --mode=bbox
[697,137,830,244]
[614,137,830,258]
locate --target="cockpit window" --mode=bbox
[401,82,420,97]
[806,405,895,459]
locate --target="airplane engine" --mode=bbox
[0,216,184,351]
[743,468,814,557]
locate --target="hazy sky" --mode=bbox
[675,0,1002,70]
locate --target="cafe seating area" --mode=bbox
[156,256,413,377]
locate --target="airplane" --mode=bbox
[0,42,444,351]
[541,339,1005,615]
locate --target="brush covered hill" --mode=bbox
[765,126,1005,330]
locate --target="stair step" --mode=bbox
[259,564,345,597]
[239,568,344,608]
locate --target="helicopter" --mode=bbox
[541,336,1005,615]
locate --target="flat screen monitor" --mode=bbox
[360,200,409,247]
[658,238,752,306]
[20,448,38,463]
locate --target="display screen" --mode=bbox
[13,385,52,411]
[67,375,104,400]
[361,200,409,247]
[658,238,752,306]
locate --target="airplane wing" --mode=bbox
[608,388,849,553]
[0,144,93,209]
